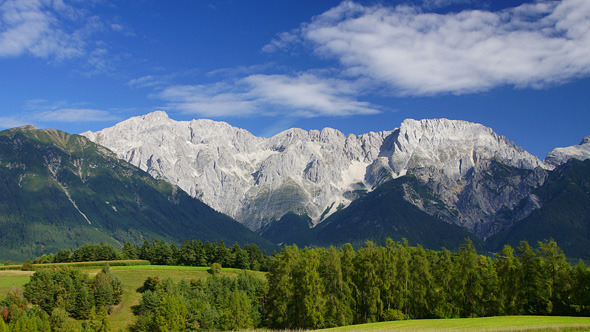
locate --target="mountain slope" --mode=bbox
[0,126,274,261]
[486,159,590,258]
[309,175,483,251]
[83,112,547,237]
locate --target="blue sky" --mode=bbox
[1,0,589,159]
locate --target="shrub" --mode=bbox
[209,262,222,276]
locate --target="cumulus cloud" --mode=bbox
[34,108,121,122]
[158,73,380,118]
[269,0,590,95]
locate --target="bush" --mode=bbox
[382,309,406,321]
[20,260,33,271]
[141,276,160,293]
[208,262,222,276]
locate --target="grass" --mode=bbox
[0,270,34,299]
[319,316,590,331]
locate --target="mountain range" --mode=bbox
[82,112,549,235]
[2,112,589,260]
[81,112,590,256]
[0,125,275,261]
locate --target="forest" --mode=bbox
[25,240,272,272]
[1,238,590,331]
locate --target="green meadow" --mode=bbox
[318,316,590,331]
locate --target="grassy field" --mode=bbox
[319,316,590,331]
[0,270,34,298]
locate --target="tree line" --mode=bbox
[28,240,270,271]
[263,238,590,329]
[130,238,590,331]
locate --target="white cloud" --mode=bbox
[34,108,121,122]
[0,0,90,60]
[276,0,590,95]
[0,0,129,74]
[419,0,480,10]
[158,73,380,118]
[0,116,28,129]
[262,31,300,53]
[128,75,161,89]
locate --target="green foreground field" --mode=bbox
[319,316,590,331]
[2,264,590,331]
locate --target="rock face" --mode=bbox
[545,136,590,166]
[83,111,390,230]
[83,112,550,235]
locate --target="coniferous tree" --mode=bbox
[408,245,433,318]
[120,241,138,260]
[291,247,325,329]
[353,241,383,323]
[381,239,399,317]
[431,248,455,318]
[264,245,298,329]
[495,245,521,315]
[394,240,410,317]
[571,260,590,315]
[453,239,484,317]
[537,239,572,315]
[320,246,353,327]
[517,240,552,314]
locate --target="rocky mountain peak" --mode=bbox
[545,135,590,167]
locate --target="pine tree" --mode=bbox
[517,240,551,314]
[453,239,483,317]
[320,246,353,327]
[353,241,383,323]
[431,248,455,318]
[408,245,433,318]
[264,245,298,329]
[495,245,521,315]
[537,239,572,315]
[291,248,326,329]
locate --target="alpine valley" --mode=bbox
[2,112,590,260]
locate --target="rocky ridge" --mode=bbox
[83,112,551,235]
[545,136,590,166]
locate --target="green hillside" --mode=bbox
[0,126,274,261]
[311,175,483,251]
[487,159,590,258]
